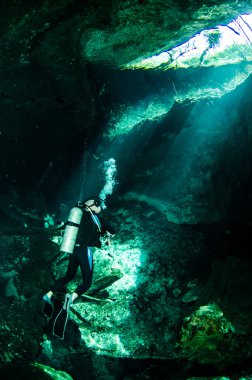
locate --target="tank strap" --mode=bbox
[66,221,80,227]
[91,214,101,232]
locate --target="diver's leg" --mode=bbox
[43,253,79,317]
[50,252,79,293]
[74,246,93,296]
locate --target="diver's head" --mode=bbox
[78,197,103,214]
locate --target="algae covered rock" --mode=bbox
[177,303,248,368]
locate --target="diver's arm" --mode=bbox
[100,219,116,246]
[100,218,116,236]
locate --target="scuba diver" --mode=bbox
[42,196,115,338]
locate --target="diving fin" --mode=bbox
[52,309,69,339]
[52,294,71,339]
[42,294,54,319]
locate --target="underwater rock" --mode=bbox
[37,204,252,373]
[198,256,252,334]
[182,280,202,304]
[0,2,252,376]
[177,303,249,368]
[44,204,216,360]
[0,202,252,377]
[82,1,252,67]
[0,300,42,367]
[5,276,19,298]
[32,362,73,379]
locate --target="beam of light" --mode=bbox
[106,95,174,139]
[56,155,117,213]
[125,14,252,71]
[70,239,145,356]
[105,61,252,140]
[174,64,252,103]
[127,76,249,224]
[77,330,131,357]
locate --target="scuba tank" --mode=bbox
[60,207,83,254]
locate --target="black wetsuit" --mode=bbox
[51,210,115,296]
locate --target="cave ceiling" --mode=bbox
[1,1,252,374]
[0,0,252,203]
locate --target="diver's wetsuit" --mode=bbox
[51,210,115,296]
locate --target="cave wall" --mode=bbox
[1,0,252,211]
[1,1,252,378]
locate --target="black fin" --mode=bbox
[52,309,69,339]
[42,300,54,319]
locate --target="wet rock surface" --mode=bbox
[1,1,252,379]
[1,0,252,198]
[0,203,252,379]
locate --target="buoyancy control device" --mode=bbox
[60,207,83,254]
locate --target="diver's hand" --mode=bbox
[105,231,115,245]
[63,292,78,311]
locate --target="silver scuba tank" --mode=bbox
[60,207,83,254]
